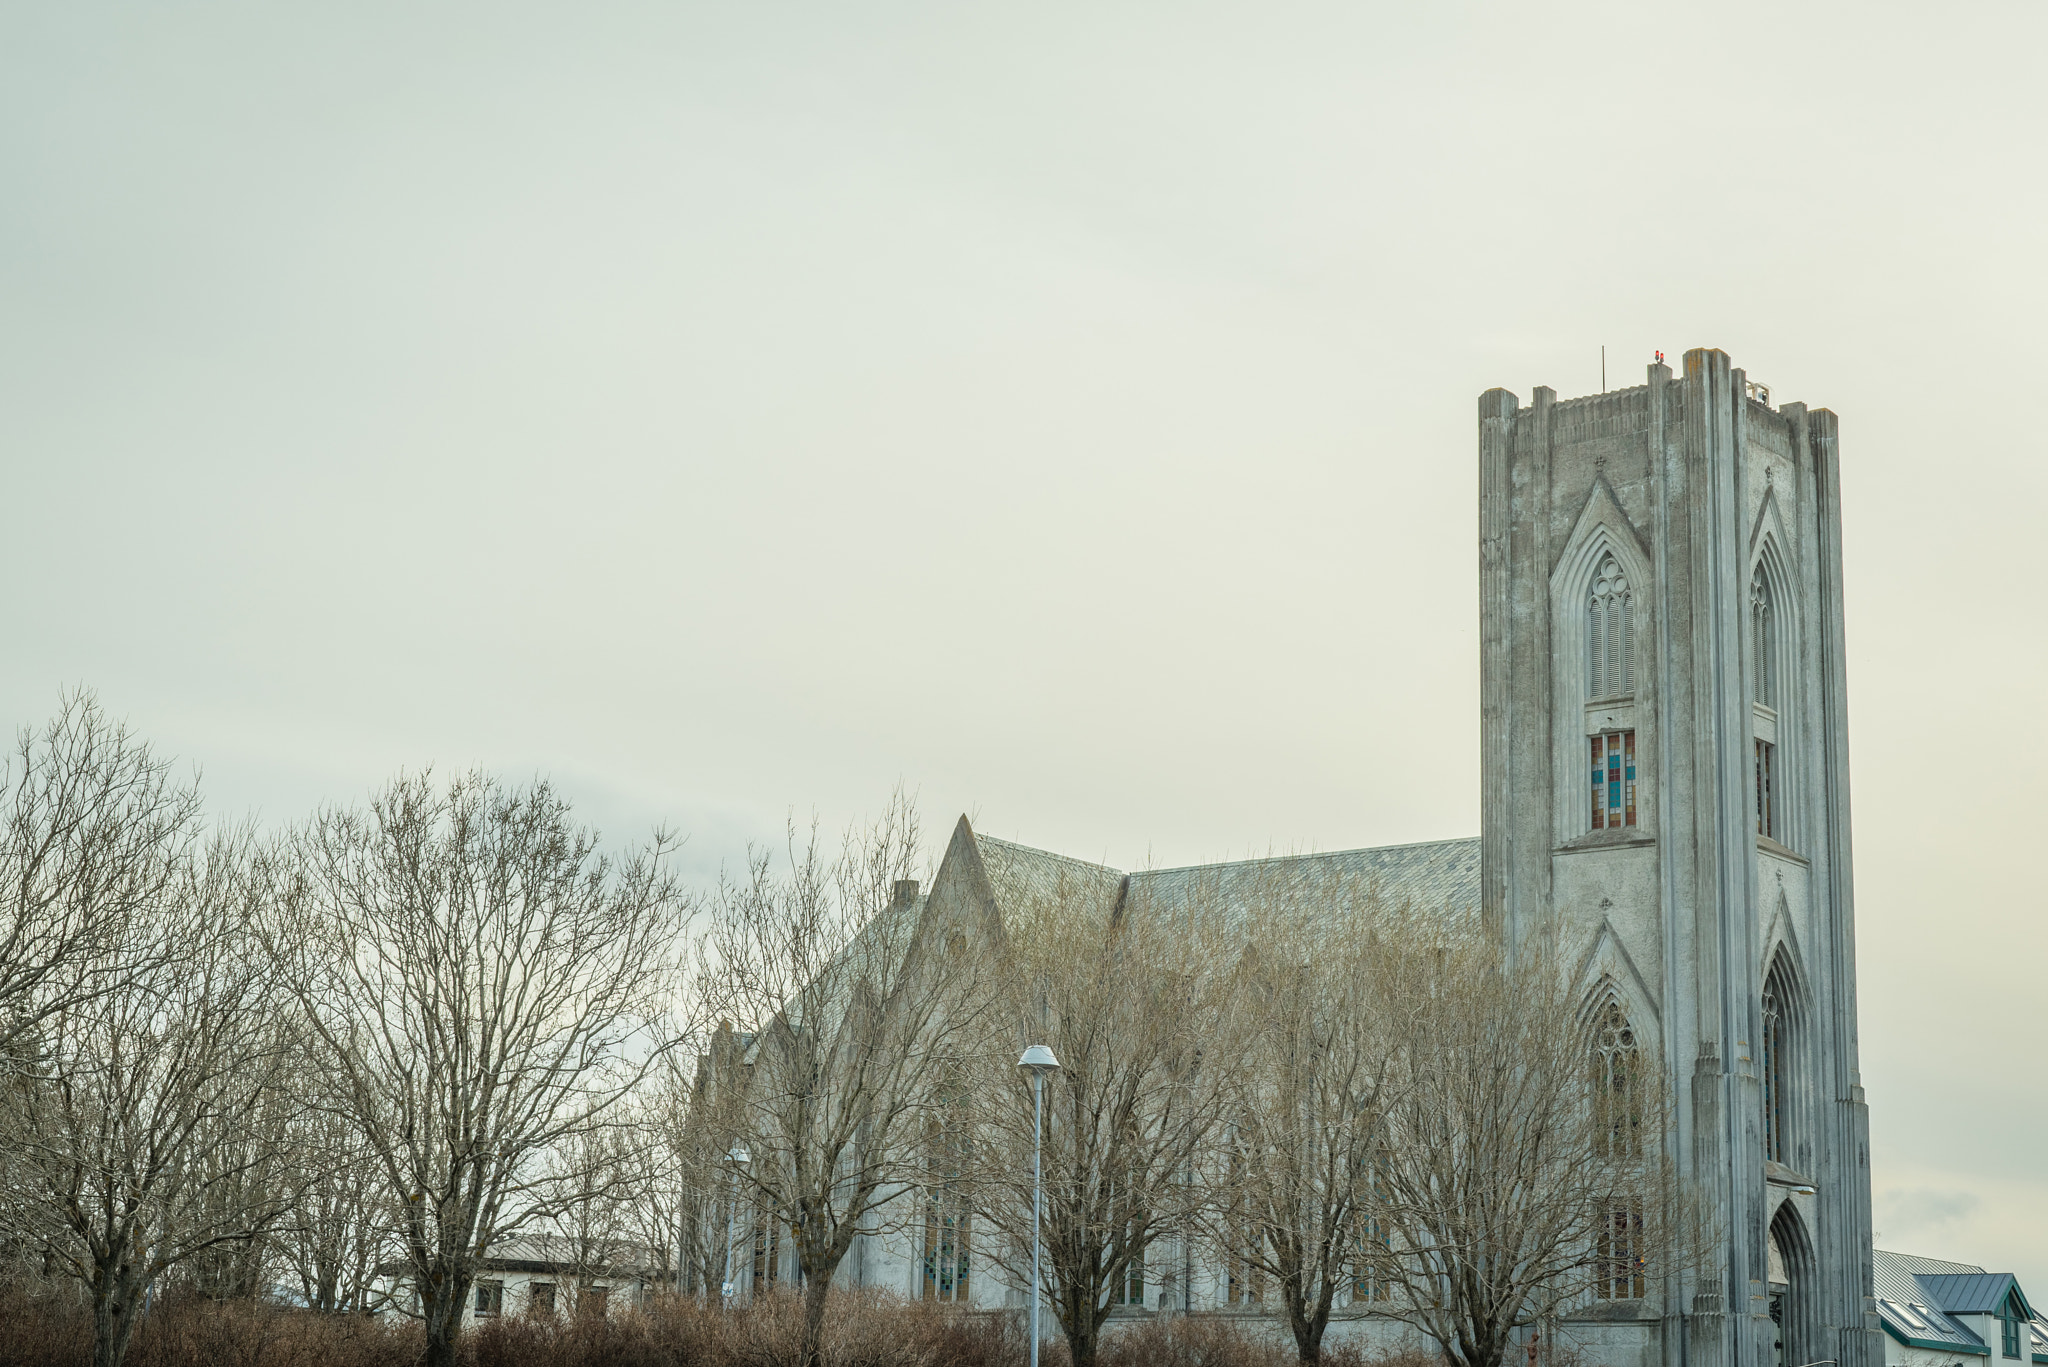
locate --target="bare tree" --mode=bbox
[705,791,994,1367]
[1214,883,1410,1364]
[532,1123,650,1314]
[1370,927,1693,1367]
[275,1104,395,1313]
[0,830,299,1367]
[645,1046,746,1302]
[266,771,695,1367]
[0,693,202,1060]
[968,864,1248,1367]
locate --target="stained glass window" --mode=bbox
[1591,731,1637,830]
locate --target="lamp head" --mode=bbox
[1017,1044,1061,1074]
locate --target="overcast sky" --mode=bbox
[4,0,2044,1293]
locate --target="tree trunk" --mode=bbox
[420,1267,473,1367]
[800,1270,832,1367]
[88,1256,146,1367]
[1283,1274,1337,1363]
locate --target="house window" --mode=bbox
[581,1284,608,1319]
[528,1282,555,1316]
[2001,1294,2023,1357]
[474,1280,505,1317]
[1592,1001,1642,1159]
[1591,732,1637,830]
[1595,1203,1646,1299]
[1589,555,1634,699]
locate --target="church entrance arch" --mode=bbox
[1768,1200,1817,1367]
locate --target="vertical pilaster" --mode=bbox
[1510,387,1556,956]
[1479,388,1519,935]
[1682,347,1766,1367]
[1808,407,1879,1367]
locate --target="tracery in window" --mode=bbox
[1591,1000,1642,1159]
[1588,554,1634,700]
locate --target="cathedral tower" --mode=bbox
[1477,351,1879,1367]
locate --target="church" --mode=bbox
[754,349,1882,1367]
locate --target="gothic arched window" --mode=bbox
[1751,567,1776,709]
[1752,565,1780,838]
[1591,1000,1642,1159]
[1761,962,1796,1166]
[1588,555,1634,701]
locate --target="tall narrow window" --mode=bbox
[1595,1203,1646,1299]
[1755,740,1776,838]
[1114,1251,1145,1307]
[1591,731,1637,830]
[1589,555,1634,699]
[922,1112,971,1302]
[1351,1205,1388,1303]
[1591,1001,1642,1159]
[1225,1141,1262,1305]
[752,1215,780,1289]
[1751,567,1775,709]
[1761,983,1788,1164]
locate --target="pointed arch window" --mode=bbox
[1760,963,1797,1167]
[1588,554,1634,701]
[922,1093,972,1302]
[1751,567,1776,709]
[1591,1000,1643,1159]
[1752,566,1780,839]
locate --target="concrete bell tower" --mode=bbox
[1477,350,1880,1367]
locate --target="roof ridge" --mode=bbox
[973,832,1127,878]
[1134,834,1480,879]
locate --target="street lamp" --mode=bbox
[721,1147,749,1306]
[1017,1044,1061,1367]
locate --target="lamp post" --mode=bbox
[1017,1044,1061,1367]
[721,1147,749,1306]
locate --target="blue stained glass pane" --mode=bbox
[1626,766,1635,780]
[1609,781,1620,804]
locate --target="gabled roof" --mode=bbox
[1131,837,1480,928]
[1919,1273,2036,1320]
[1872,1249,2041,1358]
[968,828,1480,933]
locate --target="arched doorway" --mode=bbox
[1768,1201,1816,1367]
